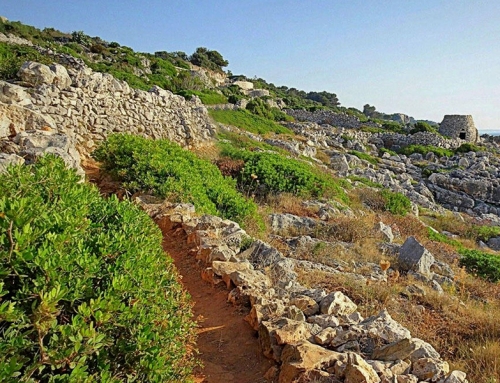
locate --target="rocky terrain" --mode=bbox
[1,19,500,383]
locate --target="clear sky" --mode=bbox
[2,1,499,130]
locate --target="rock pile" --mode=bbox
[137,197,468,383]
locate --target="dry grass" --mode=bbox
[297,267,500,383]
[264,193,319,218]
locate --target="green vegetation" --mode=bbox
[93,134,258,226]
[245,98,294,122]
[217,131,284,153]
[178,89,228,105]
[455,142,483,154]
[379,147,397,157]
[0,42,53,80]
[410,121,438,134]
[348,150,379,165]
[189,47,228,72]
[347,175,383,188]
[427,227,462,248]
[0,156,195,381]
[398,144,454,158]
[209,109,293,135]
[221,146,349,203]
[459,249,500,282]
[381,190,412,215]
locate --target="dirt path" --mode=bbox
[84,161,274,382]
[162,228,274,383]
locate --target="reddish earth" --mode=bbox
[162,228,274,383]
[84,161,274,382]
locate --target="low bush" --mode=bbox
[93,134,258,226]
[0,42,53,80]
[179,89,227,105]
[381,190,412,215]
[209,109,293,135]
[0,156,195,381]
[221,146,349,203]
[459,249,500,282]
[455,142,482,154]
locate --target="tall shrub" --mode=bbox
[0,156,195,382]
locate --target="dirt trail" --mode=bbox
[85,160,274,382]
[162,228,274,383]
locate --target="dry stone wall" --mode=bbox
[1,60,216,158]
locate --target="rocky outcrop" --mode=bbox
[136,197,468,383]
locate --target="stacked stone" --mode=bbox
[0,61,216,158]
[439,115,478,143]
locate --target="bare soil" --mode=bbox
[161,228,274,383]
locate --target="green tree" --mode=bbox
[189,47,228,71]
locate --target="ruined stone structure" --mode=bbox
[439,115,478,143]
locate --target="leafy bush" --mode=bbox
[0,156,195,381]
[0,42,52,80]
[246,98,293,122]
[427,227,462,248]
[467,225,500,242]
[459,249,500,282]
[455,143,482,154]
[398,145,454,158]
[381,190,412,215]
[209,109,293,135]
[93,134,258,226]
[410,121,438,134]
[221,146,349,203]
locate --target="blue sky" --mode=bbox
[2,1,499,130]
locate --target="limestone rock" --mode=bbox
[320,291,357,316]
[279,340,344,383]
[290,295,319,316]
[372,337,440,363]
[441,370,468,383]
[308,314,340,328]
[411,357,449,381]
[344,352,381,383]
[361,309,411,343]
[18,61,56,87]
[49,63,72,89]
[398,236,435,276]
[0,153,24,173]
[314,327,339,345]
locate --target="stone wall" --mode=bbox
[438,115,478,143]
[285,109,367,129]
[0,61,216,157]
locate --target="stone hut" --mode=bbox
[438,115,478,142]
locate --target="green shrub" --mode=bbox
[455,143,482,154]
[467,225,500,242]
[398,145,454,158]
[209,109,293,135]
[427,227,462,248]
[93,134,258,226]
[348,150,379,165]
[221,146,349,203]
[0,42,53,80]
[380,190,412,215]
[459,249,500,282]
[180,90,227,105]
[0,156,195,382]
[410,121,438,134]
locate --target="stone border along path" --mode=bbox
[135,196,469,383]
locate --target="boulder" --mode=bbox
[361,309,411,343]
[398,236,435,276]
[290,295,319,316]
[18,61,56,87]
[49,63,72,89]
[372,337,440,363]
[279,340,344,383]
[441,370,468,383]
[411,357,449,381]
[344,352,381,383]
[320,291,357,316]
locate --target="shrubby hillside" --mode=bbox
[1,17,500,383]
